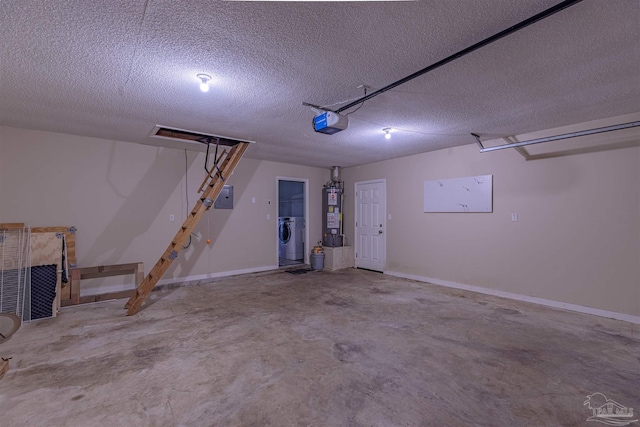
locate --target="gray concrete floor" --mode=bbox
[0,268,638,427]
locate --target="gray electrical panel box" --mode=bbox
[214,185,233,209]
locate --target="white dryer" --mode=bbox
[282,217,304,260]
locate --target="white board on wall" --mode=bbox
[424,175,493,213]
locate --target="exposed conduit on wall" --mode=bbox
[471,121,640,153]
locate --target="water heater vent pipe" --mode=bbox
[331,166,341,183]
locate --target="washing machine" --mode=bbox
[279,217,304,260]
[278,217,290,259]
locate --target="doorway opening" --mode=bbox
[277,177,309,267]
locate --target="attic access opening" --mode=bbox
[151,125,255,147]
[151,125,256,172]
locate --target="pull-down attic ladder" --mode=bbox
[126,140,250,315]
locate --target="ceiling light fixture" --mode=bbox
[383,128,392,140]
[196,74,212,92]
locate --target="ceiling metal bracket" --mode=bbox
[471,133,484,150]
[201,136,226,181]
[472,121,640,154]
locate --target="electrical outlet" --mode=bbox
[511,213,518,222]
[169,214,175,222]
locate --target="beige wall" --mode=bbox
[0,126,328,294]
[342,119,640,317]
[2,121,638,317]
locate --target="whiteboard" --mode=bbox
[424,175,493,213]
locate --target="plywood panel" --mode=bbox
[30,233,62,267]
[32,227,76,301]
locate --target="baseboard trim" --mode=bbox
[80,265,279,297]
[156,265,278,287]
[385,271,640,325]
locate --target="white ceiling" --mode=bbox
[1,0,638,168]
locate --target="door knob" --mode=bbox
[378,230,383,234]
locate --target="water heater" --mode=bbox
[322,166,344,247]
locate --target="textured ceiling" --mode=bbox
[1,0,639,168]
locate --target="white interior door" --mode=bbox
[355,180,386,272]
